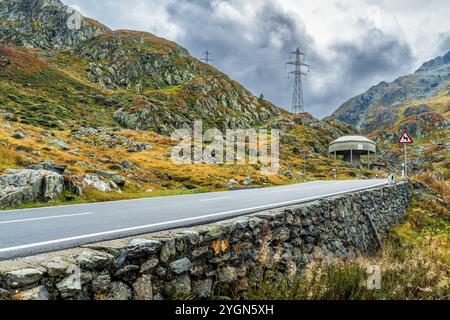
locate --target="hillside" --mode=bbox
[332,51,450,132]
[0,0,377,209]
[331,52,450,179]
[0,0,283,135]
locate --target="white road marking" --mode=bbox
[266,181,345,194]
[0,212,95,225]
[0,181,388,254]
[200,197,232,202]
[0,180,360,214]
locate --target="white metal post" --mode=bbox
[404,144,408,179]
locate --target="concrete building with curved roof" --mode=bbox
[329,136,376,166]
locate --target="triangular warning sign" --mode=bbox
[398,131,413,144]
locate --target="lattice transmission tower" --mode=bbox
[202,50,214,64]
[286,47,310,114]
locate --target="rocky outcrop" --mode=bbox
[71,127,151,152]
[0,0,109,50]
[0,169,64,208]
[0,182,411,300]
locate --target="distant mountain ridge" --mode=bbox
[332,51,450,132]
[331,51,449,179]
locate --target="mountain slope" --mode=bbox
[331,52,450,179]
[333,51,450,132]
[0,0,283,135]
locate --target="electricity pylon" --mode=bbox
[202,50,214,64]
[286,47,310,114]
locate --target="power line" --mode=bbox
[286,47,310,114]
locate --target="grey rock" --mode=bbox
[107,282,132,300]
[47,139,69,151]
[133,274,153,300]
[208,252,231,264]
[0,169,64,208]
[56,273,82,299]
[113,265,140,279]
[42,260,69,277]
[3,268,44,289]
[11,131,25,139]
[126,239,162,259]
[0,0,108,50]
[26,161,67,175]
[160,241,176,263]
[170,258,192,275]
[191,246,209,260]
[140,258,159,274]
[181,231,200,245]
[75,250,114,270]
[82,174,111,192]
[242,177,255,186]
[120,161,133,169]
[94,170,126,187]
[155,267,167,278]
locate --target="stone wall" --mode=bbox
[0,182,411,300]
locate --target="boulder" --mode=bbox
[120,161,133,169]
[3,268,44,289]
[26,161,68,175]
[0,169,64,208]
[11,131,26,139]
[82,174,112,192]
[94,170,126,187]
[47,139,69,151]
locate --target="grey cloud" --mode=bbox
[66,0,419,118]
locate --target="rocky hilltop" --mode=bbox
[0,0,282,135]
[0,0,109,49]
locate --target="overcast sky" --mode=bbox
[66,0,450,118]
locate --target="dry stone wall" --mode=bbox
[0,182,411,300]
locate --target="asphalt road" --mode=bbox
[0,179,388,260]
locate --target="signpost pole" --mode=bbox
[399,131,412,180]
[404,143,408,179]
